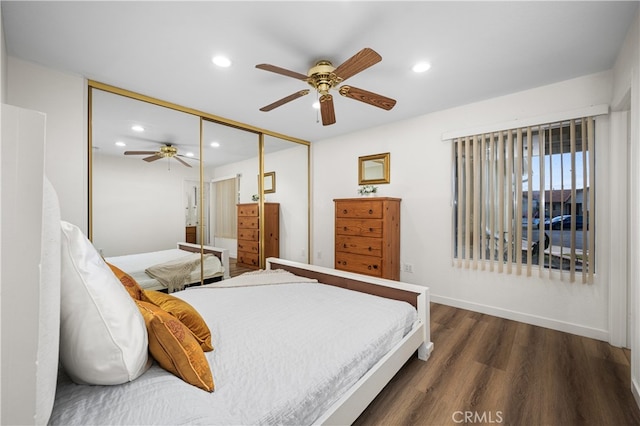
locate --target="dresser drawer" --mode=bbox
[335,252,382,277]
[335,218,383,237]
[238,217,259,229]
[237,251,259,267]
[335,200,383,219]
[237,240,259,254]
[238,205,259,216]
[335,235,382,257]
[237,228,259,241]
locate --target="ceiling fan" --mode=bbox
[256,47,396,126]
[124,144,196,168]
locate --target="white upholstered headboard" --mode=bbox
[1,104,61,424]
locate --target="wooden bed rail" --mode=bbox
[267,259,422,309]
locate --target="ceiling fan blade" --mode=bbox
[177,154,200,161]
[143,154,162,162]
[339,85,397,110]
[260,90,310,112]
[333,48,382,82]
[320,94,336,126]
[255,64,308,81]
[124,151,157,156]
[174,156,192,168]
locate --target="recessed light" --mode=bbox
[115,141,126,147]
[312,101,320,109]
[185,152,195,157]
[212,55,231,68]
[131,125,144,132]
[210,141,220,148]
[412,62,431,73]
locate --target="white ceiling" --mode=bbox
[2,1,638,144]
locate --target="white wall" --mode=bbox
[209,144,309,262]
[312,71,615,341]
[7,57,86,232]
[263,144,309,263]
[93,152,200,257]
[612,10,640,409]
[0,8,5,421]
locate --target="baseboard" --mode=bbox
[431,295,609,341]
[633,377,640,411]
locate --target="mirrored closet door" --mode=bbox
[89,82,310,280]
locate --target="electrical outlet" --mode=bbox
[402,263,414,273]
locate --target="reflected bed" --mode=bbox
[105,243,230,292]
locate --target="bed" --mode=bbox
[2,111,433,424]
[49,261,432,425]
[105,242,230,292]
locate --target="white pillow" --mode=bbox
[59,221,149,385]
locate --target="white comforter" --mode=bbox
[106,248,223,291]
[50,280,417,425]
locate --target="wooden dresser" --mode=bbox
[237,202,280,269]
[185,226,197,244]
[334,197,401,280]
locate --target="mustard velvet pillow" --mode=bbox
[107,262,147,301]
[136,301,214,392]
[144,290,213,352]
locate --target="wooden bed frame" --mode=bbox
[266,258,433,425]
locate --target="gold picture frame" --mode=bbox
[263,171,276,193]
[358,152,390,185]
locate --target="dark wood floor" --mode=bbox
[228,257,254,277]
[355,303,640,426]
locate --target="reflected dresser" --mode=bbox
[334,197,401,280]
[237,202,280,269]
[185,226,197,244]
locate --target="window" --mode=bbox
[453,117,595,283]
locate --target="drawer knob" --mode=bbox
[343,244,347,248]
[369,228,373,232]
[368,209,373,214]
[343,226,348,231]
[343,209,348,214]
[368,265,372,270]
[368,247,372,251]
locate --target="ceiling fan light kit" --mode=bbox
[124,144,195,168]
[256,47,396,126]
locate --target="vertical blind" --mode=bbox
[213,177,238,239]
[453,117,595,283]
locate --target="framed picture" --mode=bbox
[358,152,390,185]
[263,171,276,194]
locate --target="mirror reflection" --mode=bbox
[90,85,310,286]
[359,152,390,185]
[91,88,201,257]
[264,135,309,265]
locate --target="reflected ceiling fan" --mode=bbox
[124,144,196,168]
[256,47,396,126]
